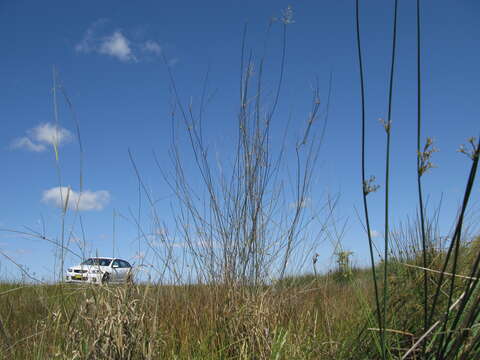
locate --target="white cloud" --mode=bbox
[11,137,46,152]
[11,123,72,152]
[143,40,162,55]
[99,31,135,62]
[30,123,72,146]
[76,22,135,62]
[370,230,381,238]
[75,21,170,63]
[75,19,106,53]
[42,187,110,211]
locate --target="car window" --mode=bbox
[99,259,112,266]
[112,260,120,267]
[80,258,112,266]
[119,260,131,268]
[81,258,93,265]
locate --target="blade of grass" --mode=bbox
[355,0,383,357]
[382,0,398,355]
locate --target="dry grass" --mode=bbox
[1,240,479,359]
[0,272,373,359]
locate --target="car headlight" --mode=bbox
[89,270,101,274]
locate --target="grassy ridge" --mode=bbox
[0,239,478,359]
[0,272,374,359]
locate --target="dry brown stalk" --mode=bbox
[401,262,478,281]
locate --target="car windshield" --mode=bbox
[81,258,112,266]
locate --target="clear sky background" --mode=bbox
[0,0,479,281]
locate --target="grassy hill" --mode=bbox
[1,237,479,359]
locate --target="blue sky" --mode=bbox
[0,0,479,281]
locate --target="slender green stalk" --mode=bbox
[58,79,86,253]
[383,0,398,355]
[436,138,479,358]
[355,0,383,357]
[445,274,480,358]
[52,66,66,283]
[427,139,479,332]
[415,0,429,339]
[436,221,463,358]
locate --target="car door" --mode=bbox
[119,260,132,281]
[111,259,121,282]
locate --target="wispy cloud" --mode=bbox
[98,31,135,62]
[11,137,46,152]
[76,25,135,62]
[74,19,106,53]
[42,186,110,211]
[143,40,162,55]
[33,123,72,145]
[370,229,381,238]
[11,123,72,152]
[75,21,169,63]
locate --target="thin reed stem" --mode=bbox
[52,67,67,283]
[415,0,429,343]
[382,0,398,355]
[427,138,480,331]
[355,0,383,357]
[436,137,479,358]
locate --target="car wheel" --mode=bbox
[102,272,111,284]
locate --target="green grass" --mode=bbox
[0,272,371,359]
[0,239,478,359]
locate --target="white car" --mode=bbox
[65,257,133,284]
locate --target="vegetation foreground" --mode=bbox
[0,238,479,359]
